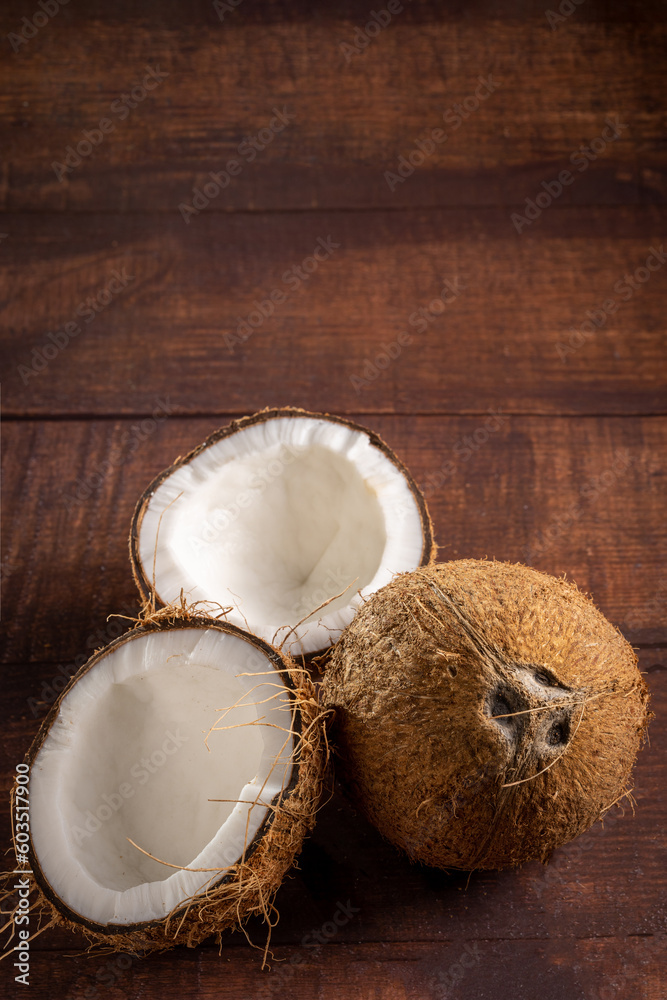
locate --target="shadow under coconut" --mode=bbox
[221,782,371,951]
[278,781,578,946]
[228,779,515,951]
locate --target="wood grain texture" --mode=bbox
[1,414,665,667]
[1,208,666,417]
[0,7,665,212]
[1,0,665,996]
[0,938,665,1000]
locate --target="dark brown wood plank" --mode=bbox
[1,208,666,417]
[1,415,665,668]
[1,4,665,997]
[0,12,665,212]
[5,0,667,23]
[0,936,664,999]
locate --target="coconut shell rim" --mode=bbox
[24,615,317,937]
[128,406,436,657]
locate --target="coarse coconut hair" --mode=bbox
[8,604,328,962]
[321,559,651,870]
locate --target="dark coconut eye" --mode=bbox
[487,690,522,741]
[491,698,511,718]
[546,719,570,746]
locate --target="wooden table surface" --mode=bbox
[1,1,665,997]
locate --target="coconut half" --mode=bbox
[321,559,651,870]
[130,408,434,657]
[23,615,325,953]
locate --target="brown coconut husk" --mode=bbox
[128,407,436,657]
[4,602,329,964]
[320,559,651,870]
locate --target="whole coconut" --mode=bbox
[321,560,651,869]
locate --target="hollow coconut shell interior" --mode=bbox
[17,611,328,956]
[321,559,651,870]
[129,407,435,659]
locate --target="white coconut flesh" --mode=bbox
[29,628,295,927]
[137,416,426,655]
